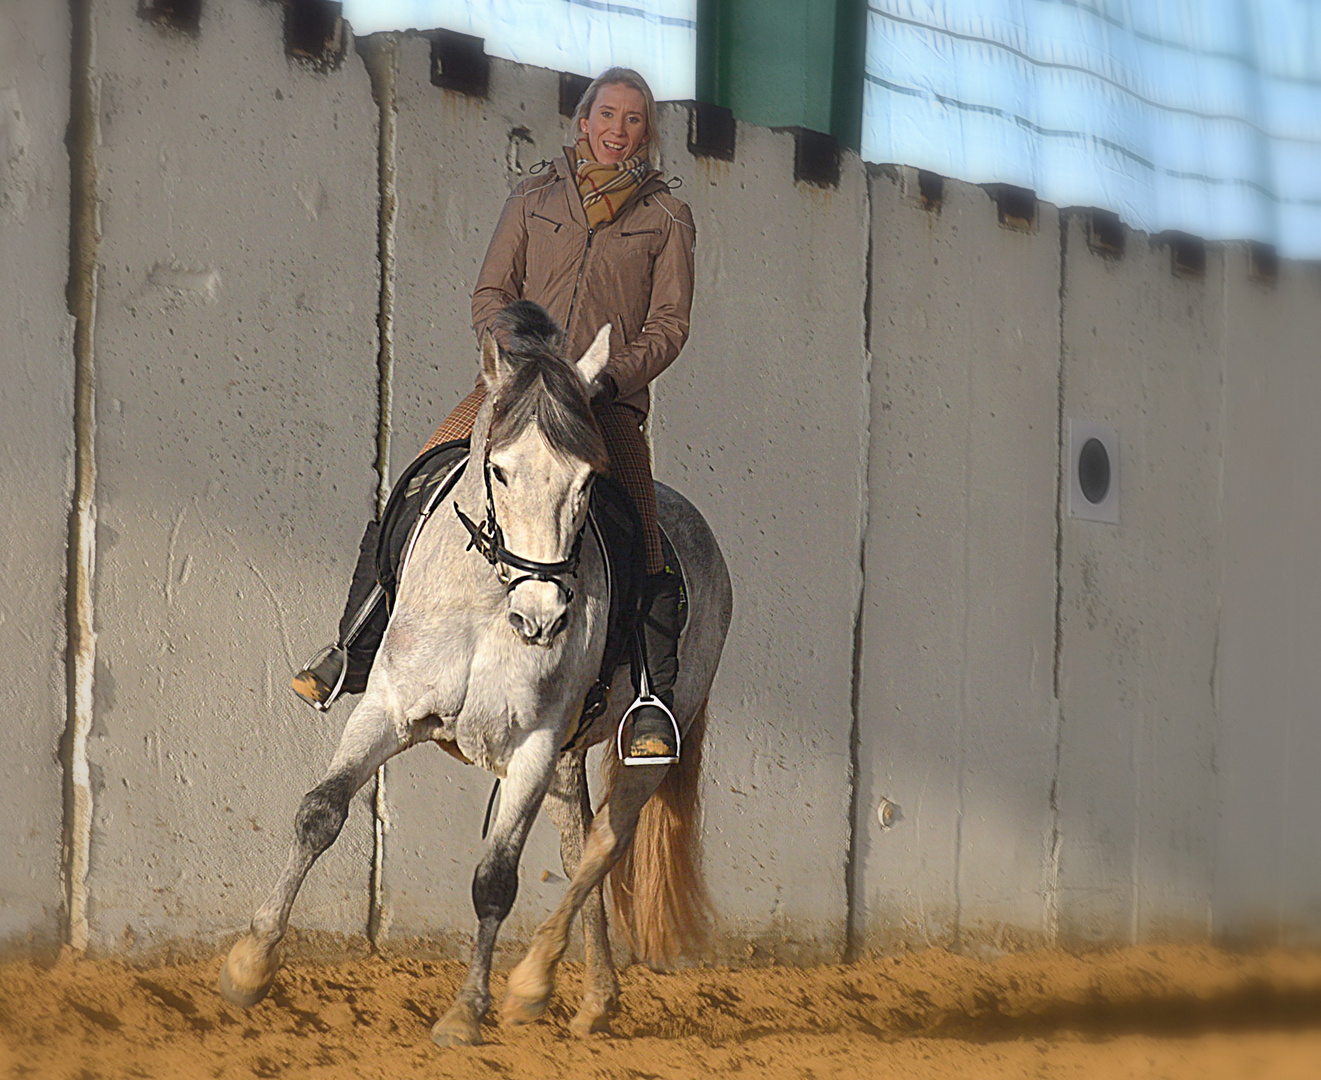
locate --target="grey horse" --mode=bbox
[219,302,733,1045]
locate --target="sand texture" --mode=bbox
[3,943,1320,1078]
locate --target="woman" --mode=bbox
[294,68,696,765]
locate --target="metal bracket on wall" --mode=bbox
[789,127,841,188]
[137,0,201,34]
[284,0,346,72]
[1087,209,1125,258]
[559,73,592,117]
[1248,240,1278,285]
[431,29,489,97]
[688,101,736,162]
[985,183,1038,233]
[1161,231,1207,279]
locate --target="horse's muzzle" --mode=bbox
[506,580,571,647]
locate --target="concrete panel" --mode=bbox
[1215,251,1321,942]
[1054,216,1224,944]
[648,114,869,961]
[388,49,568,470]
[0,1,73,953]
[854,171,1061,951]
[379,49,578,950]
[84,2,380,952]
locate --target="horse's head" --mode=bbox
[470,301,611,647]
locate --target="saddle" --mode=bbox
[374,440,685,747]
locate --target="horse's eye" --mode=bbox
[490,464,507,485]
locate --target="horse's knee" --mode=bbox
[472,844,518,922]
[294,774,353,854]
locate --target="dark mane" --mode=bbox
[488,301,609,471]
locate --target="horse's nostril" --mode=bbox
[549,613,569,640]
[508,611,535,639]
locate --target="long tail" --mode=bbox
[602,700,713,968]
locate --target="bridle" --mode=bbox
[454,448,587,605]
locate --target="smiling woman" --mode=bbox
[578,82,652,165]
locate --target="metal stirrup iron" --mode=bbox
[293,582,386,712]
[615,661,681,767]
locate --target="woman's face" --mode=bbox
[579,83,648,164]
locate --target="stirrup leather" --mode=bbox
[615,663,681,767]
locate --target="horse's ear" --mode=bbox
[576,323,611,385]
[480,329,504,387]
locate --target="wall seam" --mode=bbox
[60,0,99,954]
[843,162,877,963]
[361,32,400,949]
[1044,210,1070,944]
[1207,244,1231,939]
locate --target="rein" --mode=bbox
[454,449,586,604]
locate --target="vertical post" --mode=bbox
[360,31,399,947]
[62,0,100,953]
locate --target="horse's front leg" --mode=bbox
[502,762,665,1027]
[431,726,558,1048]
[219,691,404,1007]
[542,750,619,1037]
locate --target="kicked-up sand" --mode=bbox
[2,942,1320,1079]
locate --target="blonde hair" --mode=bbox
[569,67,662,168]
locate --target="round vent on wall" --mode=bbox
[1068,420,1119,523]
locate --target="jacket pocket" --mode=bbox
[529,211,565,233]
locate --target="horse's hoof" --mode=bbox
[431,1004,483,1048]
[501,957,553,1026]
[568,999,614,1039]
[500,992,548,1026]
[218,934,278,1008]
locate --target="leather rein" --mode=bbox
[454,449,587,604]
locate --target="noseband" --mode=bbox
[454,451,586,604]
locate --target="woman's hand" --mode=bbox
[589,372,619,407]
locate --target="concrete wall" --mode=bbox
[0,0,73,954]
[854,170,1061,952]
[7,7,1321,960]
[1216,252,1321,943]
[649,116,869,960]
[79,0,380,952]
[1051,217,1226,945]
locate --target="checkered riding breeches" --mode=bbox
[423,385,664,575]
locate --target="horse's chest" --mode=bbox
[400,623,570,771]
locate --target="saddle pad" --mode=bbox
[375,439,470,603]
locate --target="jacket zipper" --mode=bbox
[564,225,595,342]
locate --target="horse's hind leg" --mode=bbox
[542,751,619,1037]
[219,692,404,1007]
[431,727,558,1048]
[502,763,663,1027]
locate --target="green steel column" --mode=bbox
[697,0,866,150]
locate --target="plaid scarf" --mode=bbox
[573,134,652,230]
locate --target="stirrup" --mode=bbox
[290,643,348,712]
[615,691,681,765]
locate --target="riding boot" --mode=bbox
[291,520,389,711]
[620,569,682,765]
